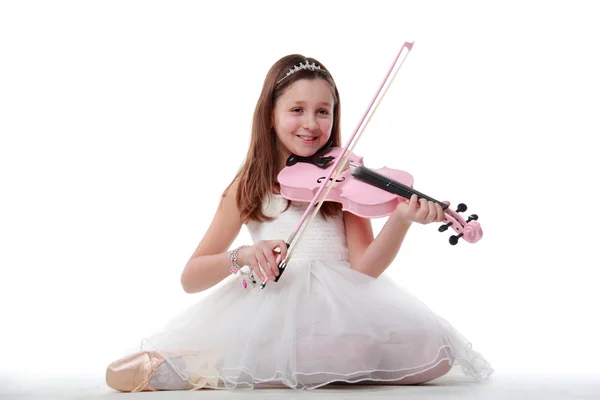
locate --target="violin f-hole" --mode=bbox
[317,176,345,184]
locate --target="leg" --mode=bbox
[368,334,456,385]
[294,334,383,387]
[369,358,453,385]
[329,359,453,386]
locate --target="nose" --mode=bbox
[303,114,318,132]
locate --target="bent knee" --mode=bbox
[395,359,453,385]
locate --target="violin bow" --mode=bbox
[261,42,414,289]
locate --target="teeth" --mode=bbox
[298,136,315,140]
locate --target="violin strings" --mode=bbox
[354,166,432,202]
[351,166,448,210]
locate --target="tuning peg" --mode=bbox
[449,233,463,245]
[438,222,452,232]
[467,214,478,222]
[456,203,467,213]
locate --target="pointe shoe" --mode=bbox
[106,351,168,392]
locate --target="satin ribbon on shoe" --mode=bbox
[106,351,167,392]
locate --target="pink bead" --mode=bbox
[242,280,247,289]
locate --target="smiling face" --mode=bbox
[272,78,335,163]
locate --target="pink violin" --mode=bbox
[278,144,483,246]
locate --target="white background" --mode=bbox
[1,0,598,389]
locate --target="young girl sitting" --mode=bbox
[105,54,494,392]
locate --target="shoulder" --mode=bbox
[217,177,245,227]
[221,176,241,209]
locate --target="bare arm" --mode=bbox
[344,211,411,278]
[180,180,243,293]
[344,195,445,278]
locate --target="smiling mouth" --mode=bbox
[295,135,318,142]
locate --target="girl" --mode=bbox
[105,54,493,392]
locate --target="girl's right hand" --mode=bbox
[238,240,288,282]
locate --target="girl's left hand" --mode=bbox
[394,194,449,225]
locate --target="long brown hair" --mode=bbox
[225,54,342,224]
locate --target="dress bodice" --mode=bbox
[245,194,349,262]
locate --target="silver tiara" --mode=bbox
[277,60,322,84]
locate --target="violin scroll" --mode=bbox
[438,203,483,245]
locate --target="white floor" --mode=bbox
[2,371,599,400]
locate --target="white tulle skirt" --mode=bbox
[139,260,493,390]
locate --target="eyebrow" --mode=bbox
[292,100,333,108]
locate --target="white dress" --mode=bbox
[139,194,493,390]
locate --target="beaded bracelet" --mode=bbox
[227,245,256,289]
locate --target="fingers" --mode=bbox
[434,200,449,222]
[426,199,437,223]
[255,250,275,281]
[248,256,266,282]
[239,240,289,284]
[416,197,429,221]
[267,239,288,261]
[272,240,288,268]
[434,202,445,222]
[396,195,450,224]
[270,240,289,277]
[263,248,278,278]
[251,240,289,283]
[261,247,280,280]
[414,197,447,224]
[278,240,288,261]
[265,241,281,270]
[407,194,419,214]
